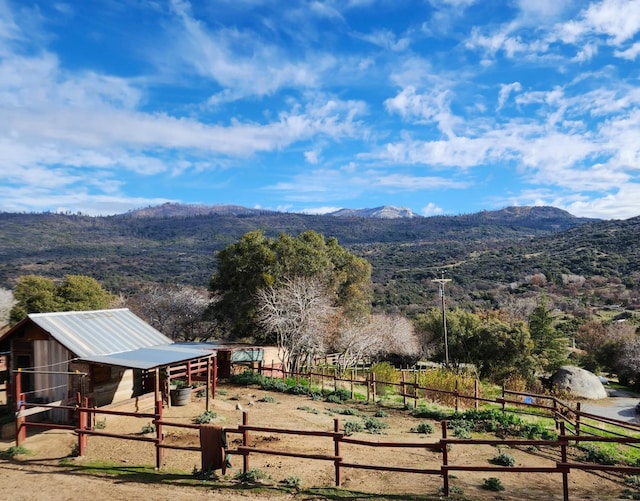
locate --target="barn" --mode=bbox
[0,308,216,423]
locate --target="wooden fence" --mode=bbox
[11,366,640,500]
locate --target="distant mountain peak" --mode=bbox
[329,206,418,219]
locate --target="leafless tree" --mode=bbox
[255,277,336,373]
[128,285,218,341]
[330,313,419,374]
[0,288,15,326]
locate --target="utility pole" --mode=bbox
[432,272,452,366]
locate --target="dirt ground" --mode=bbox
[1,383,637,500]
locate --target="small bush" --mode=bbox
[94,419,107,430]
[230,371,264,386]
[325,394,344,404]
[374,409,388,418]
[344,420,364,436]
[411,407,452,421]
[287,384,309,396]
[194,410,217,424]
[490,452,516,467]
[234,468,269,483]
[259,395,276,403]
[140,423,155,434]
[297,406,320,414]
[411,422,434,434]
[580,444,617,465]
[280,475,302,489]
[329,407,360,416]
[363,417,388,434]
[482,477,505,491]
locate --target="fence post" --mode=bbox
[366,372,370,402]
[474,379,479,410]
[321,366,325,393]
[371,372,377,402]
[553,399,559,431]
[441,420,449,497]
[575,402,581,444]
[414,372,418,409]
[401,371,406,408]
[501,385,506,415]
[187,361,192,386]
[350,370,354,400]
[242,411,249,474]
[454,380,459,413]
[560,421,569,501]
[334,418,341,486]
[155,398,163,469]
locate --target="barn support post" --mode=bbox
[441,420,449,497]
[187,361,192,386]
[242,411,249,474]
[333,418,341,486]
[15,369,26,446]
[206,358,211,412]
[77,393,87,456]
[212,356,217,398]
[155,398,163,470]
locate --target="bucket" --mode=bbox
[170,387,192,406]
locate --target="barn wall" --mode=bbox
[33,339,72,423]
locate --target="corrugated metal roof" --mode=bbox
[28,308,172,358]
[80,344,216,370]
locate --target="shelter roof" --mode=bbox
[9,308,172,358]
[79,343,215,370]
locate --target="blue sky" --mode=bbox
[1,0,640,219]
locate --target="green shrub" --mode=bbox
[234,468,269,483]
[287,384,309,396]
[325,394,344,404]
[230,371,264,386]
[194,410,217,424]
[94,419,107,430]
[482,477,505,491]
[259,395,276,403]
[363,417,389,434]
[1,445,31,458]
[411,407,452,421]
[140,422,155,434]
[374,409,388,418]
[329,407,360,416]
[280,475,302,489]
[297,406,320,414]
[411,422,434,434]
[490,452,516,467]
[579,444,617,465]
[344,420,364,436]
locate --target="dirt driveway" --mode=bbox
[1,383,637,500]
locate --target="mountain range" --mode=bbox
[0,204,637,314]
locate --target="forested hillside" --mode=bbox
[0,205,637,315]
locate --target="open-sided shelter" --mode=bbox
[0,308,216,422]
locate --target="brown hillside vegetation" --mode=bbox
[1,383,635,501]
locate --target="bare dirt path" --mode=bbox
[1,383,636,500]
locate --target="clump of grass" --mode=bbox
[579,444,617,465]
[1,445,31,458]
[259,395,276,403]
[297,405,320,415]
[280,475,302,489]
[234,468,269,483]
[194,410,217,424]
[374,409,388,418]
[94,418,107,430]
[482,477,505,491]
[328,407,360,416]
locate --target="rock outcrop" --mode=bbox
[551,366,608,400]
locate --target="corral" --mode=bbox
[3,375,640,501]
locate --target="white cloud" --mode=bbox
[497,82,522,110]
[421,202,444,216]
[615,41,640,59]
